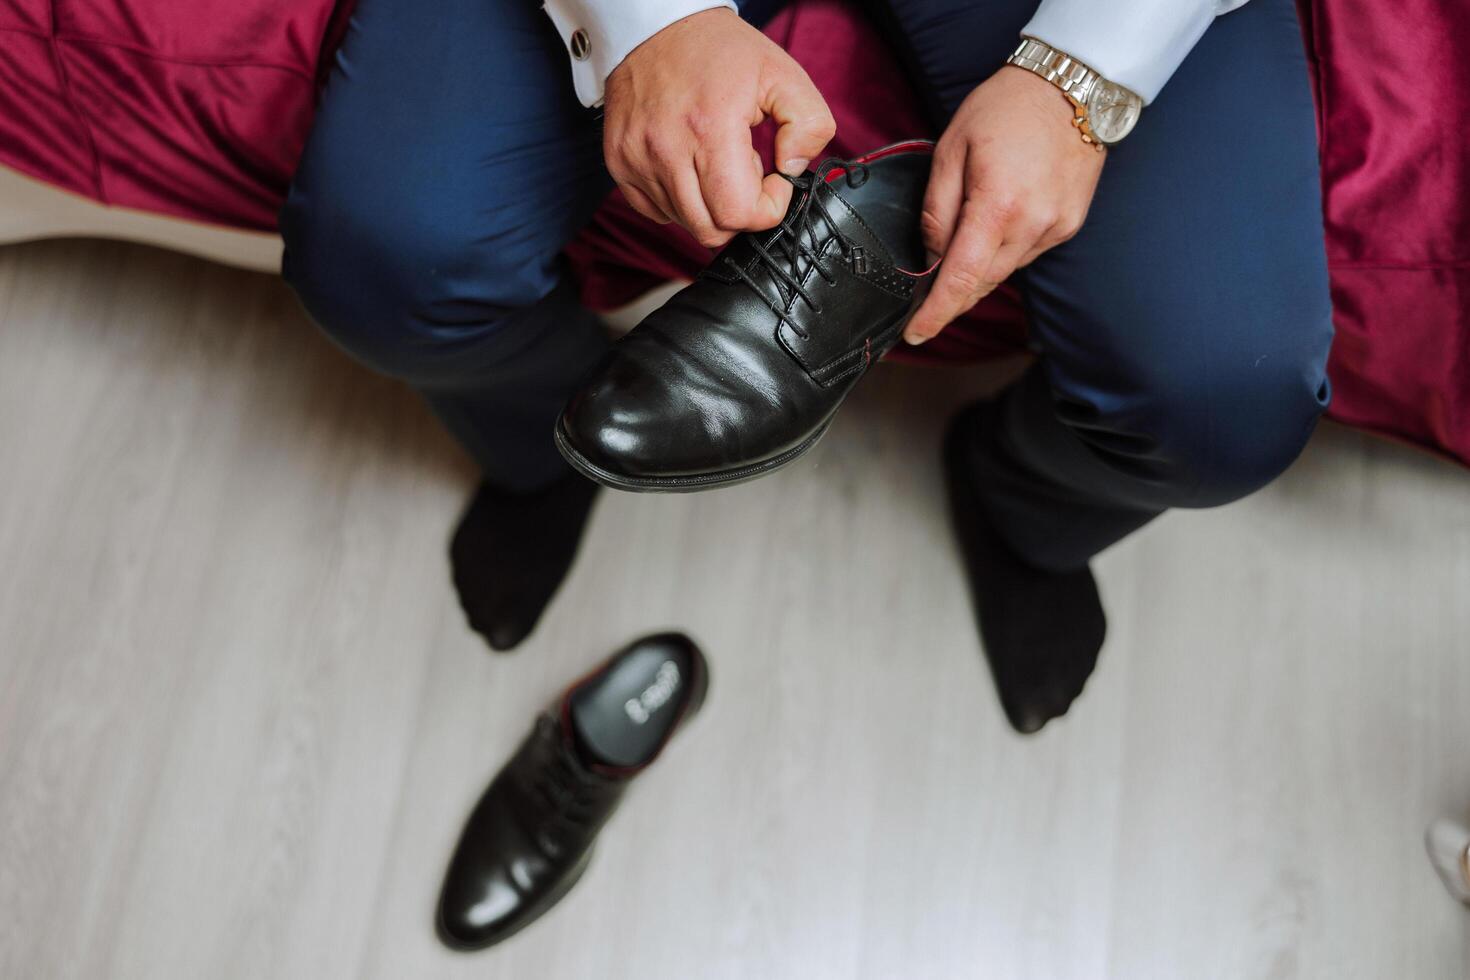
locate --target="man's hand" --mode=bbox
[904,66,1105,344]
[603,8,836,249]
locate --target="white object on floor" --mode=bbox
[1426,818,1470,905]
[0,164,282,273]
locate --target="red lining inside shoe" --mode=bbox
[821,139,935,184]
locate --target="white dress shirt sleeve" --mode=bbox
[542,0,738,108]
[1021,0,1252,104]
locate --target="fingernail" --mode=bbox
[781,158,810,176]
[904,332,927,346]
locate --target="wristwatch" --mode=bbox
[1005,36,1143,148]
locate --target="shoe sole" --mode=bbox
[554,412,837,493]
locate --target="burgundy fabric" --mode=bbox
[0,0,353,230]
[1296,0,1470,466]
[1,0,1466,467]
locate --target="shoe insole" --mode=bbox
[569,640,696,768]
[832,152,932,272]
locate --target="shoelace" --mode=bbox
[724,159,870,340]
[527,727,610,835]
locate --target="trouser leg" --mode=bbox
[879,0,1333,568]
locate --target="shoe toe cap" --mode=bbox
[437,789,561,950]
[560,387,661,478]
[558,349,706,479]
[558,319,807,484]
[437,856,539,950]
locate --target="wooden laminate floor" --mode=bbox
[1,240,1467,979]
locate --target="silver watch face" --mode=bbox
[1085,79,1142,144]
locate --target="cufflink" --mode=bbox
[570,28,591,61]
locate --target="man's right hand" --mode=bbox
[603,8,836,249]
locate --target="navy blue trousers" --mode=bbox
[282,0,1332,570]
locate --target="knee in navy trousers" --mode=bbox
[281,0,617,489]
[281,0,781,490]
[874,0,1332,567]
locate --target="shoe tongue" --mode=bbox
[565,715,611,772]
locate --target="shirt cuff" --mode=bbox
[543,0,739,108]
[1020,0,1219,104]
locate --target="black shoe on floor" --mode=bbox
[943,401,1106,734]
[436,632,709,950]
[450,473,599,652]
[556,140,937,492]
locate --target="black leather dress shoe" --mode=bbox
[556,140,935,492]
[437,632,708,950]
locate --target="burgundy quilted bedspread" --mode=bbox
[1,0,1466,467]
[0,0,350,229]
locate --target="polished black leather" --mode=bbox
[557,141,936,492]
[437,633,708,950]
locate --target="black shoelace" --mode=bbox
[527,724,610,835]
[724,159,870,339]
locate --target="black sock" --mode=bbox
[450,472,599,652]
[943,402,1106,734]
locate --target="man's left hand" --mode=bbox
[905,66,1105,345]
